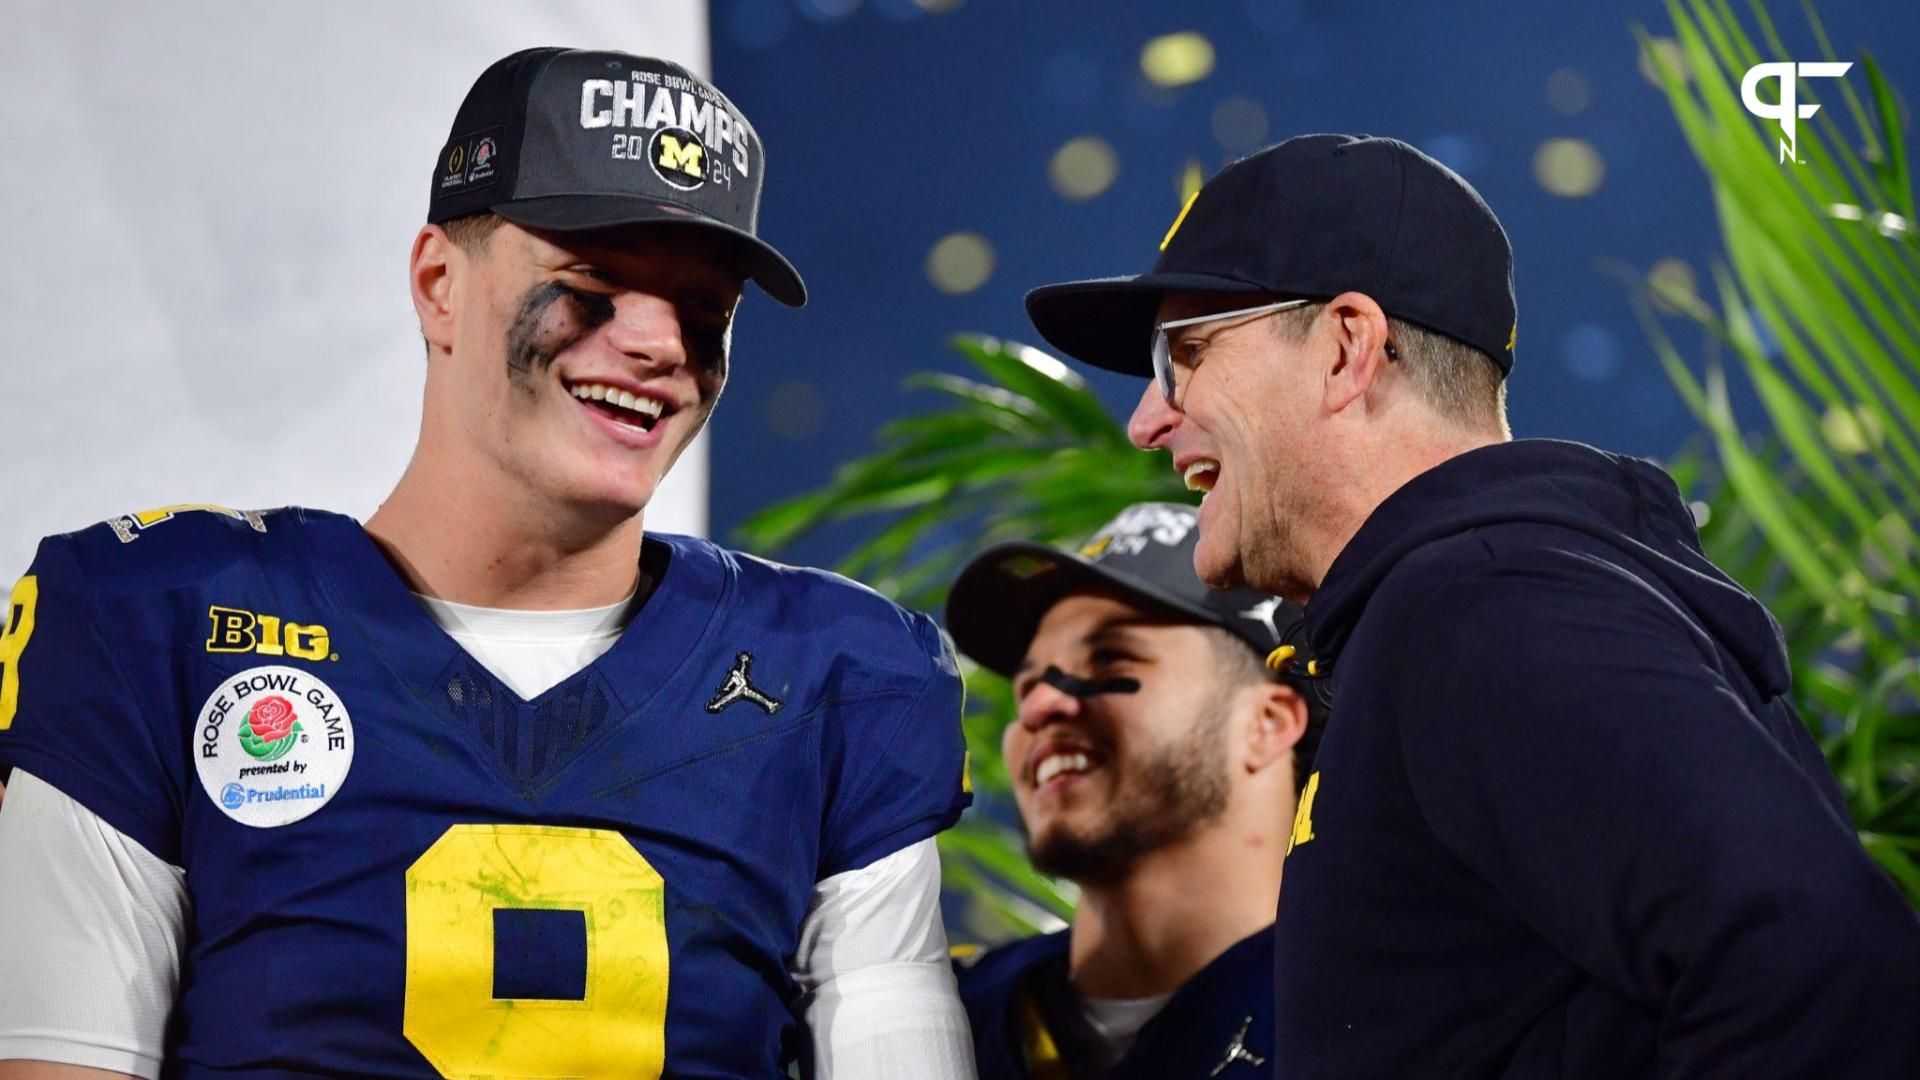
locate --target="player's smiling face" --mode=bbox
[1004,591,1235,884]
[438,221,744,516]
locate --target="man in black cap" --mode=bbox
[1020,134,1920,1075]
[945,502,1324,1078]
[0,50,973,1078]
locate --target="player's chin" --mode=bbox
[548,448,665,517]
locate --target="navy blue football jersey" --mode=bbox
[0,505,970,1078]
[957,927,1273,1080]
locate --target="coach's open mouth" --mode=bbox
[567,382,670,432]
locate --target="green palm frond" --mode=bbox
[1638,0,1920,901]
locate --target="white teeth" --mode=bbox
[568,383,667,420]
[1035,752,1092,787]
[1183,460,1220,493]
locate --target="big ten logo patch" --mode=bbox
[207,605,335,662]
[581,71,752,191]
[109,504,266,544]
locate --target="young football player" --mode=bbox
[0,49,973,1079]
[943,503,1324,1077]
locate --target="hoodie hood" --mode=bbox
[1303,439,1790,698]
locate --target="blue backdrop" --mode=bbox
[710,0,1919,565]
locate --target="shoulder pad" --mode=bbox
[53,504,324,594]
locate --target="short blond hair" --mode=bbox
[440,211,507,255]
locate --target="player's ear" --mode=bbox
[411,225,461,356]
[1241,681,1309,777]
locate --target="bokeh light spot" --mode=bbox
[1648,257,1705,316]
[1822,404,1883,455]
[912,0,962,12]
[765,379,826,441]
[1141,32,1215,88]
[1533,138,1605,197]
[927,232,995,294]
[1210,97,1270,153]
[1648,258,1697,300]
[1049,136,1120,201]
[1639,37,1688,86]
[1561,323,1622,383]
[1546,68,1591,114]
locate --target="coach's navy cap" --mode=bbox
[429,48,806,307]
[1025,134,1514,376]
[946,502,1309,679]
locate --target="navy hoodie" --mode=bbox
[1275,439,1920,1077]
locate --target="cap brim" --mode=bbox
[945,540,1226,678]
[1023,271,1267,377]
[495,195,807,307]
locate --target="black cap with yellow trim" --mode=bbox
[945,502,1311,680]
[1024,133,1514,378]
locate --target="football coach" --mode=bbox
[1017,133,1920,1076]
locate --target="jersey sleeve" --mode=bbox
[818,611,971,877]
[0,533,185,863]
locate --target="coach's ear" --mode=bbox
[410,225,460,356]
[1321,290,1393,416]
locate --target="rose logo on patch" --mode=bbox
[237,694,302,762]
[474,137,496,168]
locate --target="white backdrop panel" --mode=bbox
[0,0,711,579]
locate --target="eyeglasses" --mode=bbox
[1149,298,1312,405]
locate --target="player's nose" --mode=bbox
[1015,677,1082,733]
[602,290,688,371]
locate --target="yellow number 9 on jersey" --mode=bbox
[405,823,670,1079]
[0,575,39,730]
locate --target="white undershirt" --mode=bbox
[0,599,973,1079]
[1080,991,1176,1073]
[412,591,635,699]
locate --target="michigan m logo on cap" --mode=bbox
[650,127,707,190]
